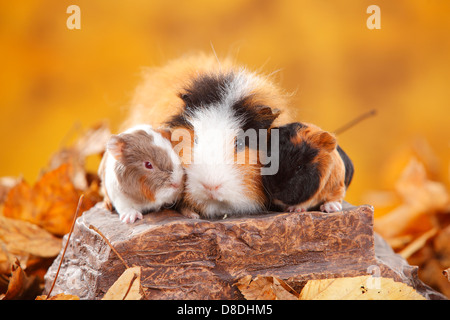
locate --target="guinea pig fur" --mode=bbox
[98,124,184,223]
[262,122,354,213]
[122,53,293,219]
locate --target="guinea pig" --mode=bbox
[122,53,292,219]
[262,122,354,213]
[98,124,184,223]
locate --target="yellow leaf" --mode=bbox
[36,293,80,300]
[374,158,449,239]
[102,266,142,300]
[299,276,425,300]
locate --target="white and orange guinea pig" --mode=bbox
[98,124,184,223]
[122,53,292,219]
[262,122,354,213]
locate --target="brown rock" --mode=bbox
[44,203,446,299]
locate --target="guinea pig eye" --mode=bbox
[180,93,190,102]
[144,161,153,170]
[235,137,245,152]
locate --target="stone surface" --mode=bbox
[44,203,446,300]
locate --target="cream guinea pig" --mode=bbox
[98,124,184,223]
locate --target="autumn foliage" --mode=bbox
[0,124,106,299]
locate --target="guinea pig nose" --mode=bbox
[201,183,221,192]
[171,183,180,189]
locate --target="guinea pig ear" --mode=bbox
[255,105,281,128]
[155,128,172,142]
[106,135,125,161]
[314,131,337,152]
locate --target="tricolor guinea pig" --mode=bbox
[262,122,354,213]
[98,124,184,223]
[122,53,292,219]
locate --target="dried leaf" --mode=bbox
[74,122,111,159]
[433,225,450,266]
[299,276,425,300]
[235,275,298,300]
[419,259,450,298]
[0,177,20,206]
[375,158,449,238]
[36,293,80,300]
[49,122,110,190]
[0,215,62,259]
[2,259,41,300]
[399,228,438,259]
[2,163,101,236]
[102,266,142,300]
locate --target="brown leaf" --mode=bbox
[73,122,111,160]
[2,259,41,300]
[235,275,298,300]
[102,266,143,300]
[0,215,62,258]
[433,225,450,266]
[375,158,449,238]
[419,259,450,298]
[299,276,425,300]
[2,163,100,236]
[49,122,110,190]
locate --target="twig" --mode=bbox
[46,194,84,300]
[88,224,129,268]
[333,109,377,135]
[88,224,148,299]
[122,273,138,300]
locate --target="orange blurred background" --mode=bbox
[1,0,449,207]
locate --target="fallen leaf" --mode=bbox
[0,177,20,205]
[102,266,142,300]
[2,259,41,300]
[299,276,425,300]
[49,122,110,190]
[235,275,298,300]
[73,122,111,160]
[2,163,101,236]
[0,215,62,258]
[399,228,438,259]
[433,225,450,267]
[418,259,450,298]
[375,158,449,239]
[36,293,80,300]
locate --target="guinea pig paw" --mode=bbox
[180,208,201,219]
[119,210,143,224]
[320,201,342,213]
[286,206,307,213]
